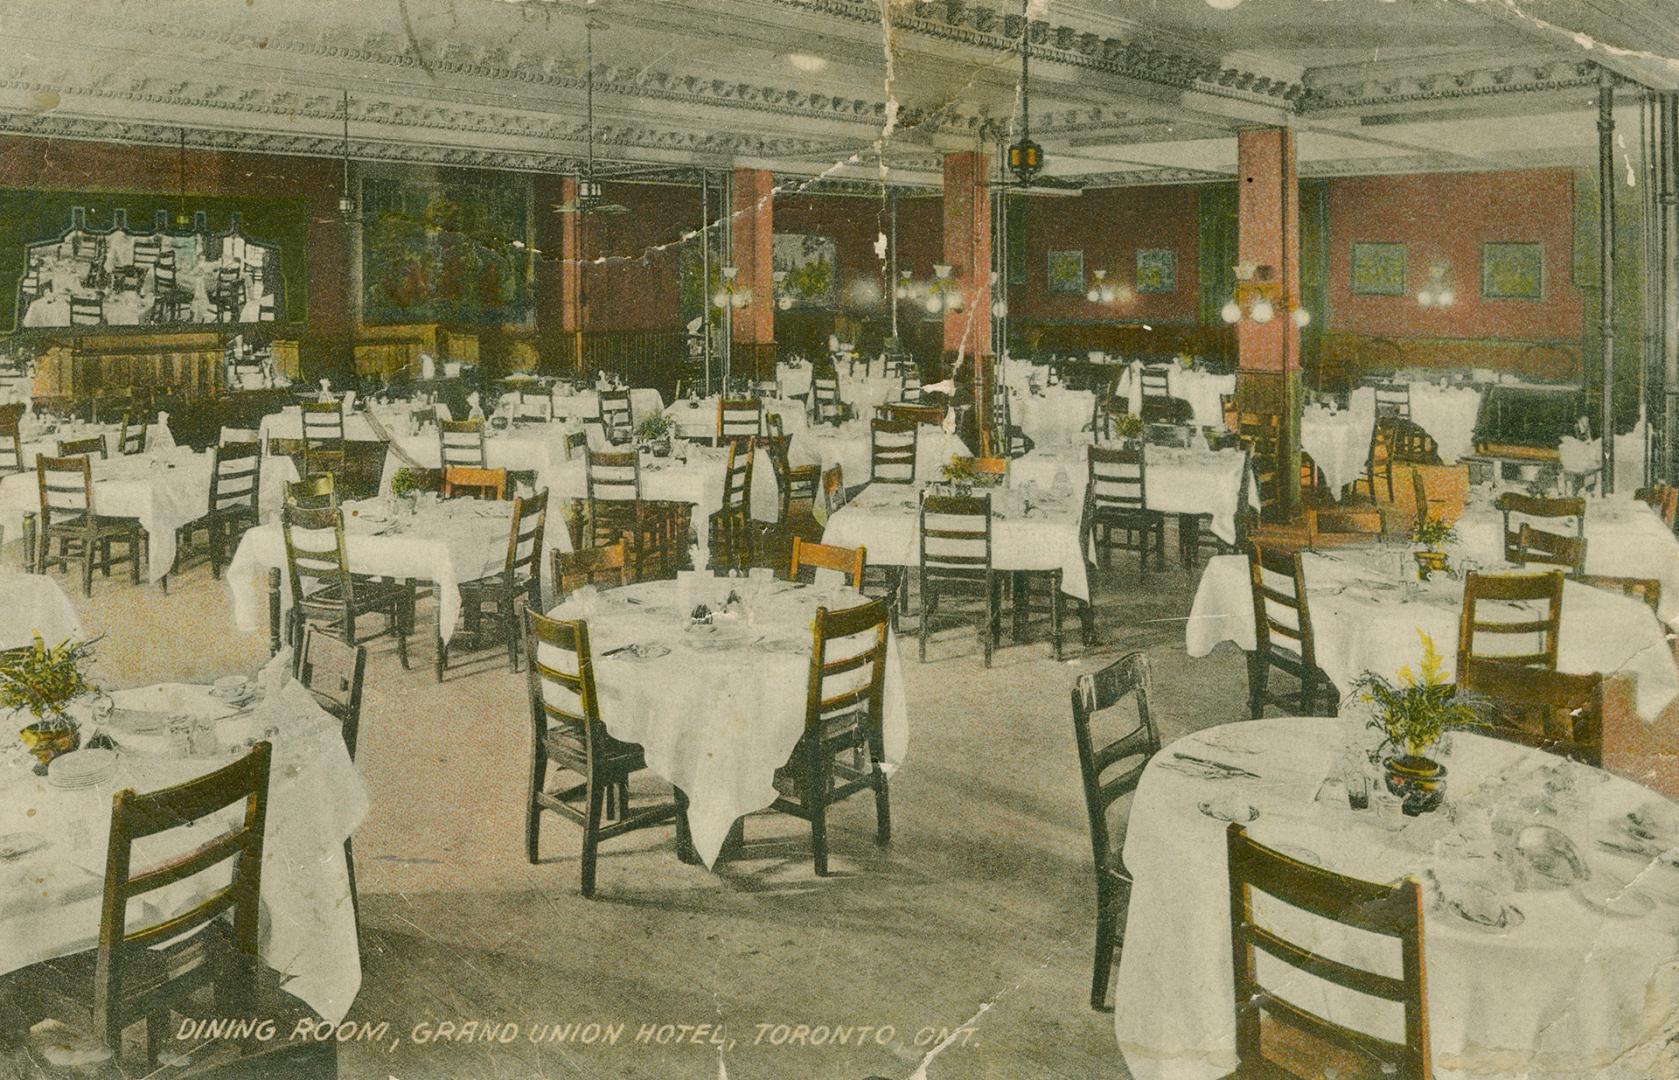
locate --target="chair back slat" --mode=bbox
[210,441,262,514]
[1459,657,1603,765]
[585,447,640,502]
[1227,822,1430,1080]
[1456,569,1563,674]
[789,537,866,587]
[552,540,630,598]
[920,494,991,577]
[37,454,95,518]
[805,597,889,728]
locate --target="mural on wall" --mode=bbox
[772,233,838,307]
[361,173,533,325]
[1350,242,1408,296]
[11,208,289,332]
[1047,249,1085,295]
[1481,241,1544,300]
[1135,249,1177,294]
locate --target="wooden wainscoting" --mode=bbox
[1320,333,1582,386]
[352,324,481,377]
[31,331,227,402]
[579,329,687,402]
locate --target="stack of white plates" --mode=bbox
[47,748,117,790]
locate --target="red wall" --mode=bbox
[1010,184,1201,325]
[1325,168,1582,342]
[0,135,352,341]
[574,181,702,333]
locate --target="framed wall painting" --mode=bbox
[1135,249,1176,294]
[772,233,838,307]
[1349,242,1407,296]
[1046,249,1084,295]
[1481,242,1544,301]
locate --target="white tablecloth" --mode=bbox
[0,447,294,581]
[379,422,576,496]
[1560,420,1649,494]
[13,417,177,461]
[821,483,1090,601]
[1010,445,1257,546]
[1117,364,1234,428]
[547,388,665,427]
[1301,386,1377,498]
[546,578,908,866]
[1115,715,1679,1080]
[260,406,385,444]
[1009,385,1093,447]
[0,571,82,649]
[1407,383,1482,465]
[226,496,546,645]
[789,421,970,490]
[662,396,810,442]
[775,362,813,400]
[1186,548,1679,721]
[1453,495,1679,622]
[0,668,367,1023]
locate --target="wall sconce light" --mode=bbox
[922,264,964,314]
[1221,264,1310,328]
[1417,266,1456,309]
[773,270,794,311]
[711,265,751,310]
[894,269,917,301]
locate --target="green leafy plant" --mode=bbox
[390,467,427,498]
[1111,411,1145,441]
[1351,630,1483,759]
[636,413,673,443]
[0,634,98,729]
[941,456,980,485]
[1411,514,1458,552]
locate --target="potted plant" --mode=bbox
[1,634,98,768]
[1110,410,1144,447]
[637,414,674,457]
[1411,515,1458,580]
[1350,630,1484,815]
[390,466,426,513]
[940,455,980,497]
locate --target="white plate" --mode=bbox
[1198,799,1259,823]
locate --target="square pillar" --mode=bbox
[556,176,584,372]
[730,168,777,381]
[1235,127,1303,514]
[944,150,993,451]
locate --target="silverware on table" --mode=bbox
[1170,752,1261,779]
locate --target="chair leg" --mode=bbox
[872,756,891,846]
[343,836,360,930]
[809,796,829,877]
[918,580,929,662]
[580,780,607,897]
[525,755,545,864]
[1050,572,1064,661]
[146,1010,169,1065]
[1246,651,1268,720]
[81,535,94,597]
[1091,881,1120,1011]
[506,596,522,672]
[674,788,699,865]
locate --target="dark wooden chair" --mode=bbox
[876,402,945,428]
[1456,569,1563,675]
[1635,483,1678,530]
[441,465,508,500]
[1245,544,1335,717]
[0,402,23,476]
[522,608,685,896]
[1372,381,1410,419]
[295,628,367,922]
[810,367,852,425]
[1226,822,1430,1080]
[869,418,918,485]
[1363,418,1396,502]
[767,597,892,876]
[437,418,486,469]
[552,540,632,598]
[13,744,333,1077]
[789,536,865,587]
[1578,573,1660,615]
[1071,652,1159,1010]
[298,402,346,480]
[449,490,547,674]
[598,389,634,444]
[1411,466,1430,536]
[1513,522,1586,577]
[563,429,589,460]
[36,454,144,595]
[707,440,754,572]
[1087,444,1165,576]
[988,389,1032,458]
[279,503,412,668]
[1496,492,1583,563]
[57,435,108,460]
[180,441,263,580]
[919,494,1001,666]
[1458,658,1603,766]
[68,295,103,326]
[1236,412,1283,518]
[283,473,337,509]
[584,446,640,545]
[116,413,147,456]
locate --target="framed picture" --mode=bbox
[1135,249,1176,294]
[1481,242,1544,300]
[1047,249,1084,295]
[772,233,838,307]
[1349,242,1407,296]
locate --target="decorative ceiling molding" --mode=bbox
[773,174,941,198]
[1302,58,1598,113]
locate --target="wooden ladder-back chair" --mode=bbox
[279,503,412,668]
[919,494,1001,666]
[869,419,918,484]
[1245,544,1335,717]
[789,536,865,587]
[766,597,892,876]
[552,540,632,598]
[1513,522,1586,578]
[1495,492,1583,562]
[36,454,144,595]
[1087,443,1166,576]
[437,418,486,469]
[707,439,754,572]
[295,628,367,919]
[449,490,548,675]
[1456,569,1563,675]
[1070,652,1160,1010]
[522,608,685,896]
[716,396,763,445]
[442,465,508,500]
[1226,823,1431,1080]
[117,412,148,456]
[1457,658,1603,766]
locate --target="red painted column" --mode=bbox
[942,150,992,450]
[730,167,776,381]
[1235,127,1303,512]
[557,176,584,371]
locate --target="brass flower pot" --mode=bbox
[19,721,79,768]
[1414,549,1449,580]
[1384,754,1447,816]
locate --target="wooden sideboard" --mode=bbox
[353,323,479,377]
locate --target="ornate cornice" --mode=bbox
[1302,58,1597,113]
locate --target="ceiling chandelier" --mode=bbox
[555,5,627,216]
[1006,0,1043,185]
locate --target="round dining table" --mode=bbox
[544,576,909,867]
[1113,714,1679,1080]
